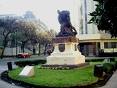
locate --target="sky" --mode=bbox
[0,0,81,32]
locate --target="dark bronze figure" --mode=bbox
[56,10,77,37]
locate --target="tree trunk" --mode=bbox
[21,42,26,53]
[1,47,5,59]
[33,45,36,55]
[0,40,8,59]
[38,43,41,55]
[44,44,47,55]
[1,32,10,59]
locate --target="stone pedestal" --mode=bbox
[46,37,85,65]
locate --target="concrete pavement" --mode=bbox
[0,66,23,88]
[0,79,23,88]
[99,71,117,88]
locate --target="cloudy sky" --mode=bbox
[0,0,81,31]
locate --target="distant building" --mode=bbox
[23,11,49,54]
[23,11,48,32]
[24,11,36,19]
[79,0,117,56]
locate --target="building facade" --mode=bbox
[79,0,117,56]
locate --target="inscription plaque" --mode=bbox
[59,44,65,52]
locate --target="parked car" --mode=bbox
[17,53,31,58]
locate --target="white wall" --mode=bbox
[81,0,99,34]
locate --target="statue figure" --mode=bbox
[56,10,77,37]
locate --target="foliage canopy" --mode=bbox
[89,0,117,37]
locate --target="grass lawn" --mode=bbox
[90,61,103,65]
[8,65,98,87]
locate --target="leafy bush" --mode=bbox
[103,63,114,74]
[111,62,116,71]
[115,61,117,69]
[110,58,115,62]
[15,60,46,67]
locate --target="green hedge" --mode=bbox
[86,59,104,62]
[115,61,117,69]
[111,62,116,71]
[86,58,116,62]
[15,60,46,67]
[94,62,117,77]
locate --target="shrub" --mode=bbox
[111,62,116,71]
[15,60,46,67]
[103,63,114,74]
[110,58,115,62]
[115,61,117,69]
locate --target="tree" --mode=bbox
[16,20,38,53]
[42,29,56,55]
[0,15,51,57]
[35,29,56,55]
[89,0,117,37]
[0,16,18,59]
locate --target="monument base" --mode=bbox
[46,37,85,65]
[46,51,85,65]
[42,63,89,69]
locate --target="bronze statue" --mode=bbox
[56,10,77,37]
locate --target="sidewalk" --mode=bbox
[0,55,46,88]
[0,66,23,88]
[0,80,23,88]
[99,70,117,88]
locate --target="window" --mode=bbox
[104,42,108,48]
[111,42,117,48]
[104,42,117,48]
